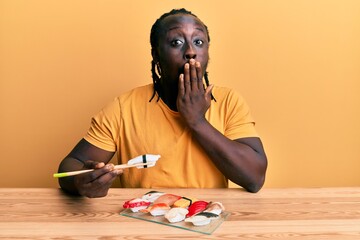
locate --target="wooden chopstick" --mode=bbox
[53,162,150,178]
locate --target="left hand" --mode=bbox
[177,59,214,128]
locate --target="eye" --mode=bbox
[171,39,183,46]
[194,39,204,46]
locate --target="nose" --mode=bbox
[184,43,196,60]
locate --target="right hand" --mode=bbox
[74,160,123,198]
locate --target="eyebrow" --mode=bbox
[168,26,180,31]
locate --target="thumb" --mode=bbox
[205,84,214,99]
[83,160,105,169]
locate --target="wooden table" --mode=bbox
[0,188,359,239]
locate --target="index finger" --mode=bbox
[78,163,114,183]
[195,61,204,91]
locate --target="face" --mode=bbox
[153,14,209,88]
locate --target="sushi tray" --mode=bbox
[119,191,230,235]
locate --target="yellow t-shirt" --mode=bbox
[84,84,258,188]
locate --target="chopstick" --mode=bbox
[53,162,150,178]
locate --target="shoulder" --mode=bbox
[118,84,153,103]
[97,85,153,115]
[212,86,245,103]
[211,86,252,117]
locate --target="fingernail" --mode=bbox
[106,164,114,170]
[196,61,200,67]
[189,59,195,64]
[97,162,105,168]
[185,63,189,69]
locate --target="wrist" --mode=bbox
[187,117,208,131]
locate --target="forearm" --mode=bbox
[57,157,84,195]
[188,119,267,192]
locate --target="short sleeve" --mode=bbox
[83,98,120,152]
[223,89,259,140]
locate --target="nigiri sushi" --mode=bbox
[140,203,170,216]
[153,193,181,206]
[123,198,151,212]
[204,201,225,215]
[186,200,208,218]
[141,191,165,202]
[173,196,198,208]
[164,207,189,223]
[185,212,218,226]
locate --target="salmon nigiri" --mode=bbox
[153,193,181,206]
[140,203,170,216]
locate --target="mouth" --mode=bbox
[174,59,207,79]
[177,65,186,76]
[178,60,192,74]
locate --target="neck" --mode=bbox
[157,82,178,111]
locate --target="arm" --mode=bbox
[58,138,122,197]
[186,122,267,193]
[177,60,267,192]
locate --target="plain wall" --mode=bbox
[1,0,359,188]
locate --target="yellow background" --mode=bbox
[1,0,359,188]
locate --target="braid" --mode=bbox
[149,60,162,102]
[204,72,216,102]
[149,8,215,102]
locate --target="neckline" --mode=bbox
[155,94,180,116]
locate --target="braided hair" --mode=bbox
[149,8,215,102]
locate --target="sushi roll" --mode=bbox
[164,207,189,223]
[140,203,170,216]
[141,191,165,202]
[204,201,225,215]
[153,193,181,206]
[186,200,209,218]
[123,198,151,212]
[185,212,218,226]
[173,196,198,208]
